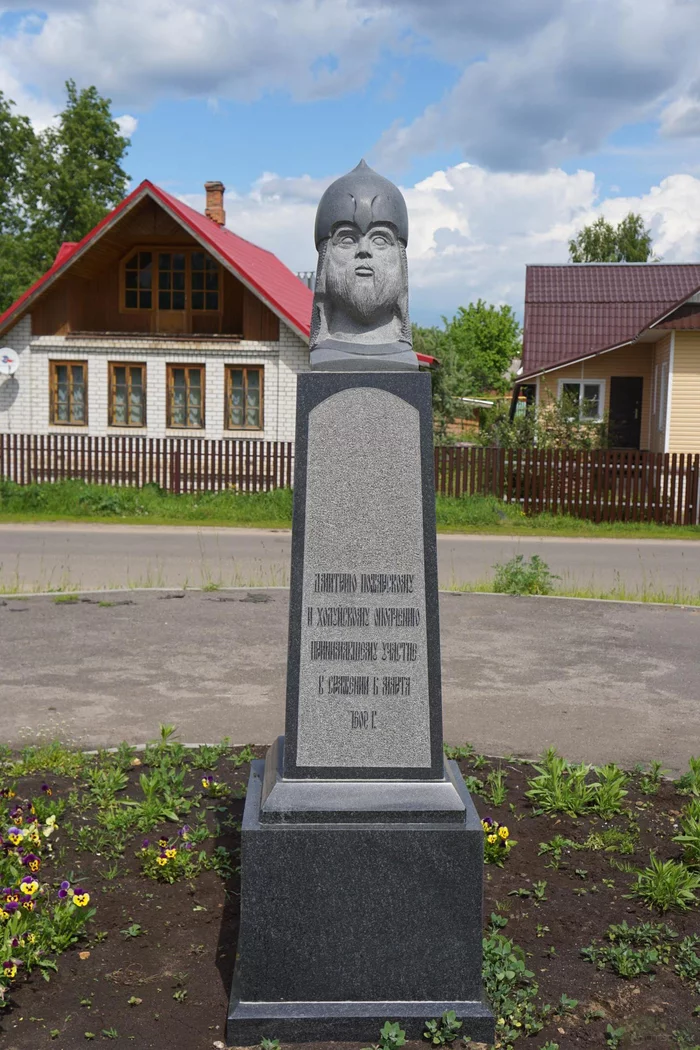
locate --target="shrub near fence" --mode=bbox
[433,446,700,525]
[0,433,293,494]
[2,434,700,525]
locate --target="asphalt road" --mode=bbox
[1,523,700,594]
[1,589,698,772]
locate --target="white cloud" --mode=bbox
[0,0,394,108]
[115,114,138,138]
[1,0,699,175]
[176,162,700,324]
[376,0,700,171]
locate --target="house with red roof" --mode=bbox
[514,263,700,453]
[0,180,315,441]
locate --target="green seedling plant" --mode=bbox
[525,748,596,816]
[677,758,700,796]
[582,920,677,980]
[532,880,548,904]
[260,1040,280,1050]
[486,767,508,806]
[674,798,700,868]
[362,1020,407,1050]
[482,920,551,1047]
[538,835,575,868]
[423,1010,462,1045]
[593,764,629,818]
[581,825,639,855]
[639,760,668,795]
[443,743,474,761]
[190,739,230,770]
[230,744,257,768]
[606,1024,625,1048]
[675,936,700,991]
[627,854,700,913]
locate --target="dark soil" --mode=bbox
[2,751,699,1050]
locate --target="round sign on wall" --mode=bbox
[0,348,19,375]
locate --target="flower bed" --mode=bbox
[1,734,699,1050]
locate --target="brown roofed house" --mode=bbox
[516,263,700,452]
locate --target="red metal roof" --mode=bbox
[53,242,78,268]
[0,179,314,340]
[522,263,700,377]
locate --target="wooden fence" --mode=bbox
[433,447,700,525]
[0,433,293,494]
[2,434,700,524]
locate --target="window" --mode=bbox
[226,366,263,430]
[50,361,87,425]
[158,252,186,311]
[124,252,153,310]
[191,251,220,311]
[558,379,604,421]
[122,248,221,313]
[109,363,146,426]
[167,365,204,428]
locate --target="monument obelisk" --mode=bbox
[228,161,493,1044]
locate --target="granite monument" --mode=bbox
[227,161,493,1045]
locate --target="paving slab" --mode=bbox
[1,590,698,772]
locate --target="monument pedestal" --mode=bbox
[227,742,493,1044]
[228,372,493,1044]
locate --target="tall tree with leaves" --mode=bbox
[443,299,521,395]
[0,80,130,312]
[568,212,655,263]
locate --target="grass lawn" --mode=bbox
[1,480,699,540]
[2,732,700,1049]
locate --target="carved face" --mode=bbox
[324,222,403,326]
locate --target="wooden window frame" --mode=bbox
[190,249,221,313]
[167,363,206,429]
[50,360,88,426]
[225,365,264,431]
[120,246,223,321]
[108,362,147,428]
[122,250,154,312]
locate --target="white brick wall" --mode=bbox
[0,317,310,441]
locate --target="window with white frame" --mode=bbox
[558,379,604,421]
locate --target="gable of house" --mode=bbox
[0,180,314,344]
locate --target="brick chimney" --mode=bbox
[204,181,226,226]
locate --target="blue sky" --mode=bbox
[1,0,700,325]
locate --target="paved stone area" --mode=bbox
[1,589,698,772]
[1,523,699,594]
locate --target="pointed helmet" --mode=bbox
[314,159,409,249]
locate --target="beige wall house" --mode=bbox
[514,264,700,453]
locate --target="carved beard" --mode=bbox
[325,255,403,326]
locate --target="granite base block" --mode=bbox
[227,757,494,1045]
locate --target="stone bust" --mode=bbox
[310,160,418,371]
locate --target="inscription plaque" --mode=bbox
[284,374,444,778]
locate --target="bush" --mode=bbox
[492,554,559,595]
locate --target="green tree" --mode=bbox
[442,299,521,395]
[414,323,469,438]
[0,80,130,312]
[568,212,655,263]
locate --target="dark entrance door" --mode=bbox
[609,376,643,448]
